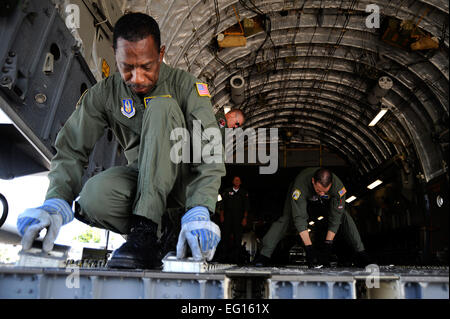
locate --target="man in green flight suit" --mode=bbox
[254,167,371,268]
[16,13,226,269]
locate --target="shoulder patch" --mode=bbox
[338,187,347,197]
[196,82,210,97]
[292,189,301,201]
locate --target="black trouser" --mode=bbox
[222,212,244,258]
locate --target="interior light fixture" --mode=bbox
[223,106,231,114]
[317,216,324,220]
[369,108,388,126]
[217,194,222,202]
[309,221,315,225]
[367,179,383,189]
[346,196,357,203]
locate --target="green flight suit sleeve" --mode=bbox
[328,178,347,233]
[184,87,226,213]
[290,180,309,233]
[45,82,108,204]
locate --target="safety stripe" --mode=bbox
[39,198,74,225]
[17,217,40,236]
[182,206,210,224]
[192,229,220,251]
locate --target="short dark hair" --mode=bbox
[313,168,333,187]
[113,13,161,50]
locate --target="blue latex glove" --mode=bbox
[176,206,221,261]
[17,198,73,252]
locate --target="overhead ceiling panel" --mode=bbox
[125,0,448,181]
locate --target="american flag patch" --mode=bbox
[196,82,210,97]
[338,187,347,197]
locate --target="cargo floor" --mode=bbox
[0,265,447,299]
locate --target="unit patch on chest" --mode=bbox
[121,98,135,118]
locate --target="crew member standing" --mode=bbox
[220,176,250,262]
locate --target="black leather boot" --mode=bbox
[107,215,161,269]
